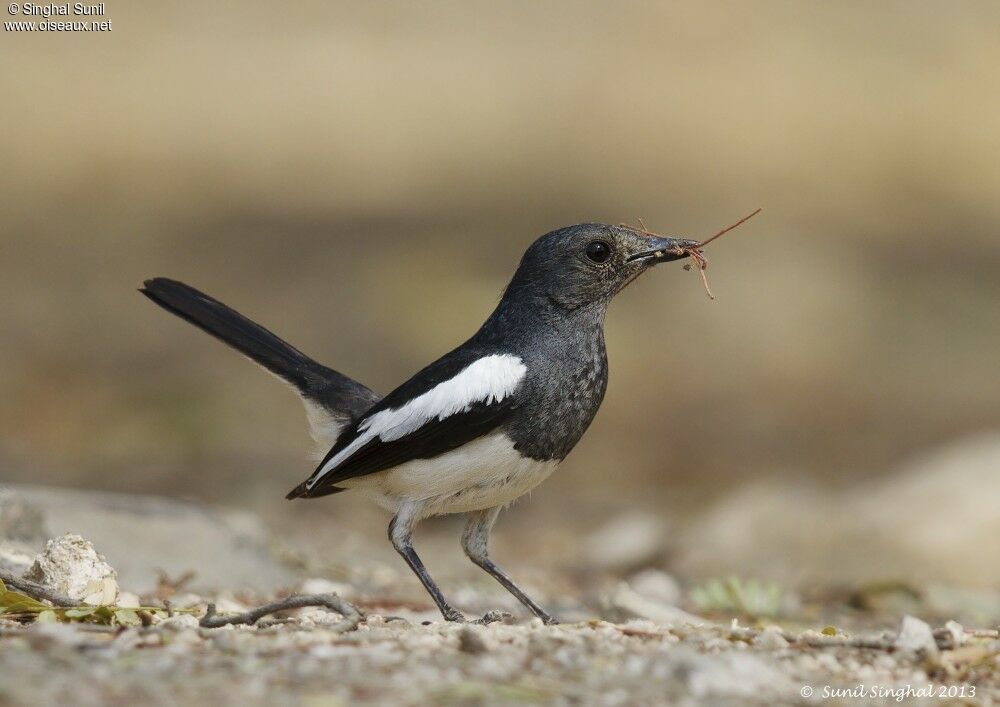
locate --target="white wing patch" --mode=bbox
[307,354,527,488]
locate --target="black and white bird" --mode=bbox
[141,224,699,624]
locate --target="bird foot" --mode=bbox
[537,613,560,626]
[475,609,515,625]
[441,606,468,623]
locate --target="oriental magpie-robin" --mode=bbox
[141,224,699,624]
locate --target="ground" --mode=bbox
[1,486,998,706]
[1,587,998,706]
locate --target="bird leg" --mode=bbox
[388,503,465,622]
[462,508,558,625]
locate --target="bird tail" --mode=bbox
[285,478,344,500]
[140,278,380,447]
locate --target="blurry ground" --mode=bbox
[2,0,998,524]
[1,486,999,706]
[2,613,997,706]
[2,2,1000,702]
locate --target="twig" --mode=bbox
[0,570,77,607]
[621,207,762,299]
[199,592,363,631]
[727,624,1000,652]
[693,207,763,248]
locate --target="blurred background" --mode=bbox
[2,1,999,597]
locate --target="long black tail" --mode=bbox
[140,278,380,420]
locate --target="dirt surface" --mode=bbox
[1,597,997,706]
[2,488,998,705]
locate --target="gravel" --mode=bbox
[0,607,996,706]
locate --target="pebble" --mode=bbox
[626,569,682,606]
[457,626,489,654]
[755,626,789,650]
[161,614,200,631]
[23,534,118,603]
[894,615,938,654]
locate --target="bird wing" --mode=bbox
[286,349,527,499]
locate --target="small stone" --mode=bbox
[627,569,682,606]
[298,608,348,626]
[458,626,489,654]
[584,512,668,571]
[24,534,118,603]
[943,620,965,647]
[81,577,119,606]
[300,578,353,596]
[755,626,789,650]
[116,592,142,609]
[160,614,200,631]
[894,615,938,654]
[608,582,706,628]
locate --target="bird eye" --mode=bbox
[585,241,612,263]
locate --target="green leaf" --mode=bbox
[690,576,784,619]
[37,610,59,623]
[93,606,115,622]
[113,608,142,627]
[63,606,99,618]
[0,589,50,614]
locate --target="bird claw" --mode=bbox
[475,609,515,625]
[441,607,468,623]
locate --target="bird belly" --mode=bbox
[341,431,558,517]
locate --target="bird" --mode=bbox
[141,223,700,624]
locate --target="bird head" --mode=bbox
[505,223,699,311]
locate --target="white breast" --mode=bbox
[342,431,558,517]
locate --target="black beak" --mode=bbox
[627,237,701,264]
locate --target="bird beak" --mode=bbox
[626,237,701,264]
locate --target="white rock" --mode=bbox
[608,583,706,628]
[943,619,965,647]
[894,615,938,654]
[298,608,349,626]
[81,576,119,606]
[584,512,668,571]
[24,534,118,603]
[755,626,789,650]
[627,569,682,606]
[300,577,353,596]
[160,614,200,630]
[116,591,142,609]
